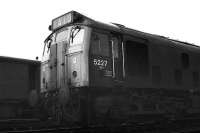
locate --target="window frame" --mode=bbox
[90,29,111,57]
[193,71,199,87]
[55,27,70,43]
[69,26,85,46]
[174,69,183,86]
[181,52,190,69]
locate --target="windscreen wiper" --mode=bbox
[70,26,81,43]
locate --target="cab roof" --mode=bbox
[51,11,200,52]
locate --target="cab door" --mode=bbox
[89,31,113,87]
[111,35,123,81]
[49,43,57,90]
[49,42,65,90]
[89,31,124,87]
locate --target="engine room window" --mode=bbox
[193,71,199,87]
[91,33,110,57]
[174,69,182,85]
[181,53,189,69]
[126,41,149,76]
[152,66,161,84]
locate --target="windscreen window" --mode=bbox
[56,29,69,43]
[70,28,85,46]
[42,37,52,62]
[91,32,110,57]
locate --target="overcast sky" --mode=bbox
[0,0,199,60]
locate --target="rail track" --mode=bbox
[2,117,200,133]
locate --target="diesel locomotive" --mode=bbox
[41,11,200,126]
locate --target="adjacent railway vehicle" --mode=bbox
[41,11,200,126]
[0,56,40,120]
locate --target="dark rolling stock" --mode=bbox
[41,11,200,128]
[0,56,40,120]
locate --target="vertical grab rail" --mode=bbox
[111,40,115,78]
[122,42,125,78]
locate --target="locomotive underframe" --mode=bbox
[42,86,200,127]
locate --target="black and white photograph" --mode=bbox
[0,0,200,132]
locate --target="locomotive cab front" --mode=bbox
[41,11,124,93]
[41,11,125,124]
[42,23,91,93]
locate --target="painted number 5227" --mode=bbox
[93,59,107,67]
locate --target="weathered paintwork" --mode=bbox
[42,11,200,126]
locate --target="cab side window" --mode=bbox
[91,32,110,57]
